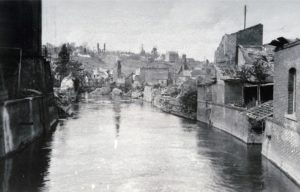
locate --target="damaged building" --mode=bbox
[197,24,274,144]
[135,62,171,87]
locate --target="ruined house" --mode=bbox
[91,67,108,87]
[136,62,171,87]
[140,67,169,87]
[197,24,274,144]
[175,55,209,86]
[262,38,300,184]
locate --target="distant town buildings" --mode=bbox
[92,68,108,80]
[166,51,179,63]
[134,62,171,87]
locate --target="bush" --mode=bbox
[179,89,197,114]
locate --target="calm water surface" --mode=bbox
[1,96,300,192]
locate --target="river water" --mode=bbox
[0,96,299,192]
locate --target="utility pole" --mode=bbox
[244,5,247,29]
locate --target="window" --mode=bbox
[288,68,296,114]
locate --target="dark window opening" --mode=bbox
[261,85,273,103]
[288,68,296,114]
[243,85,273,108]
[244,86,257,108]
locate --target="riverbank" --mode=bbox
[157,97,196,120]
[143,86,196,120]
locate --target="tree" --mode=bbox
[151,47,159,58]
[179,89,197,114]
[238,56,271,105]
[56,44,70,81]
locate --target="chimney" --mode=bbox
[182,54,188,70]
[182,54,187,63]
[117,60,121,77]
[103,43,106,53]
[97,43,100,54]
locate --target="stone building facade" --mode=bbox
[262,40,300,184]
[140,67,169,86]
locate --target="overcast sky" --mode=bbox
[43,0,300,60]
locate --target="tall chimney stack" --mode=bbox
[97,43,100,54]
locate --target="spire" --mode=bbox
[140,44,145,55]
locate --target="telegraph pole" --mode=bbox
[244,5,247,29]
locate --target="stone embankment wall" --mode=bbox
[0,95,58,158]
[209,103,262,144]
[197,84,263,144]
[262,118,300,185]
[197,101,263,144]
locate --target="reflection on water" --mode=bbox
[2,107,13,154]
[113,100,121,138]
[0,96,299,192]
